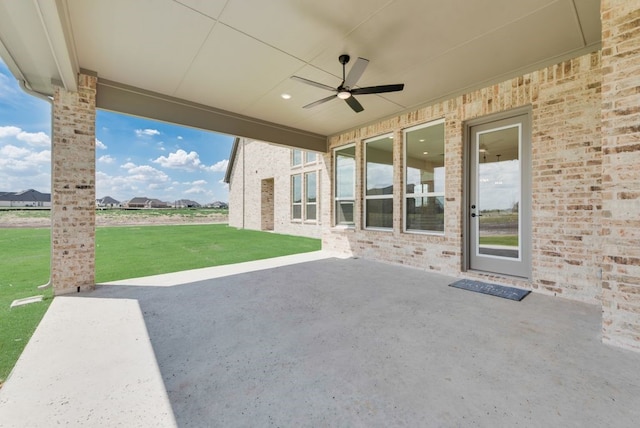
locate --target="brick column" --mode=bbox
[600,1,640,351]
[51,73,97,295]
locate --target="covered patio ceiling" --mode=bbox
[0,0,600,150]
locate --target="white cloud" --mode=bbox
[135,128,160,137]
[190,179,207,186]
[96,138,107,150]
[17,131,50,146]
[0,126,21,138]
[0,143,50,189]
[153,149,204,171]
[0,126,50,147]
[210,159,229,172]
[0,73,19,100]
[25,150,51,164]
[153,150,229,173]
[96,163,170,200]
[98,155,115,164]
[0,144,30,158]
[177,136,183,140]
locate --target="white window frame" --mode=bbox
[333,143,356,227]
[291,173,302,221]
[403,118,446,235]
[364,133,394,231]
[304,171,318,223]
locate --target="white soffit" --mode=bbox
[0,0,602,139]
[174,24,305,113]
[68,0,215,95]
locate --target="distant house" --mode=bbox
[0,189,51,207]
[209,201,228,209]
[125,197,169,209]
[174,199,201,208]
[96,196,120,208]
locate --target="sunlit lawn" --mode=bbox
[0,224,320,384]
[479,235,519,247]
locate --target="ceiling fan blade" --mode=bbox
[345,96,364,113]
[351,83,405,95]
[303,94,337,109]
[291,76,336,92]
[344,57,369,88]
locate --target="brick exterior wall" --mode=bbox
[324,51,603,303]
[51,73,97,295]
[600,0,640,351]
[228,139,323,238]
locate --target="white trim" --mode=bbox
[35,0,78,91]
[333,143,356,227]
[364,133,394,230]
[403,119,445,234]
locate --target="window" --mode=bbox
[305,172,317,221]
[292,174,302,220]
[334,145,356,226]
[404,119,445,233]
[305,151,317,164]
[292,149,302,167]
[365,134,394,229]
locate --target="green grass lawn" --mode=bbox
[0,224,320,385]
[479,235,519,247]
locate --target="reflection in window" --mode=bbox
[291,174,302,220]
[292,149,302,167]
[305,171,317,221]
[365,134,394,229]
[305,151,317,164]
[334,145,355,226]
[404,120,445,232]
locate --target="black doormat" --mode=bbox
[449,279,530,301]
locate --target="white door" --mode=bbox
[468,113,531,278]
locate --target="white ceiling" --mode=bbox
[0,0,601,139]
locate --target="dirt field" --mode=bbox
[0,209,228,228]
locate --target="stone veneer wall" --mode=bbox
[600,0,640,351]
[228,138,323,239]
[323,51,603,303]
[51,73,97,295]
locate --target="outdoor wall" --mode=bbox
[323,51,603,304]
[228,138,323,239]
[51,73,97,295]
[600,0,640,352]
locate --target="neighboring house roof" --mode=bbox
[175,199,201,207]
[0,189,51,202]
[127,197,149,205]
[97,196,120,205]
[224,137,240,184]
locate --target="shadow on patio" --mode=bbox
[1,255,639,427]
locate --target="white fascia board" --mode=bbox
[34,0,78,92]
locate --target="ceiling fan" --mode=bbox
[291,54,404,113]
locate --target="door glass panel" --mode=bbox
[476,125,520,259]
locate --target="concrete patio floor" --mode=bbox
[1,252,639,427]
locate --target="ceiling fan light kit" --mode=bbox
[291,54,405,113]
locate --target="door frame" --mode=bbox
[463,106,532,278]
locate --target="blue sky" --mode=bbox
[0,59,233,204]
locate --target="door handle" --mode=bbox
[471,213,482,218]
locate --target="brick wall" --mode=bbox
[601,0,640,351]
[324,51,603,303]
[261,178,274,231]
[228,138,323,239]
[51,73,97,295]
